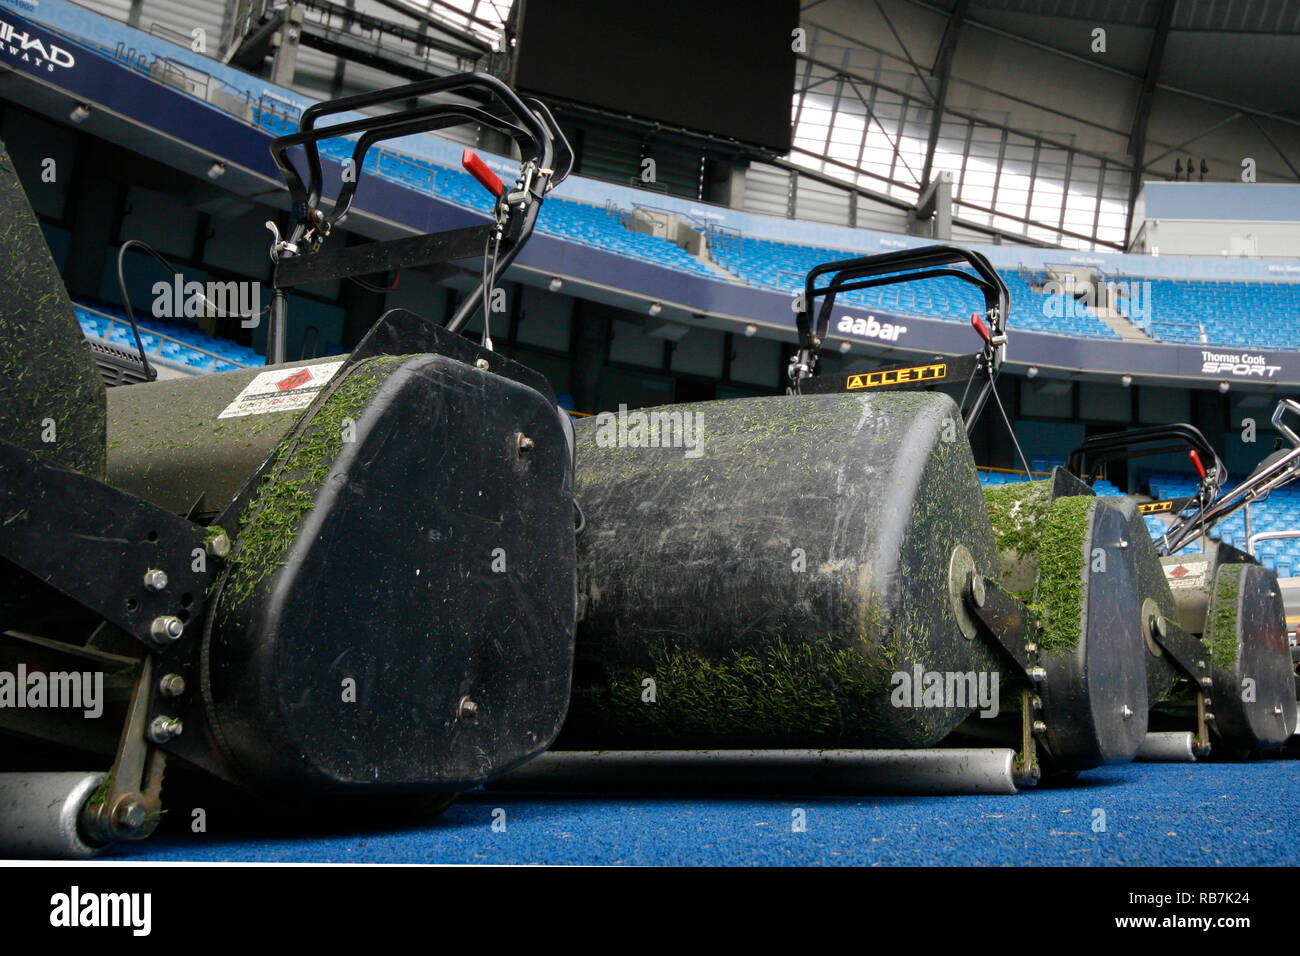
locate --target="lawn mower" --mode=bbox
[0,73,579,856]
[498,245,1149,796]
[1063,409,1299,760]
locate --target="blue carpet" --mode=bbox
[104,760,1299,865]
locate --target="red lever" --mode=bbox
[461,149,504,198]
[1189,449,1207,480]
[970,312,992,344]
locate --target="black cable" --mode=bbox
[989,373,1033,477]
[116,239,272,380]
[479,226,502,349]
[116,240,162,381]
[347,269,400,294]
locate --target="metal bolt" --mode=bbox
[1197,660,1207,669]
[206,533,231,558]
[143,568,168,592]
[1028,667,1047,683]
[458,697,479,719]
[150,615,184,644]
[149,716,183,743]
[969,574,986,608]
[1031,695,1043,710]
[1199,676,1212,688]
[112,799,148,832]
[1024,642,1038,654]
[1274,705,1284,715]
[159,673,186,697]
[475,358,490,370]
[1122,704,1134,719]
[1032,720,1048,734]
[1154,616,1168,639]
[517,433,535,453]
[1204,712,1216,722]
[1118,539,1129,549]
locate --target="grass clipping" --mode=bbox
[575,635,943,747]
[222,357,400,604]
[1205,563,1244,671]
[984,483,1094,654]
[1031,496,1094,654]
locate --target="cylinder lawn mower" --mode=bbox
[1061,411,1299,760]
[496,246,1150,796]
[0,73,580,857]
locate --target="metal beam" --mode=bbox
[919,0,969,195]
[891,0,1300,132]
[1246,115,1300,181]
[1125,0,1177,241]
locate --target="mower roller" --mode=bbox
[0,73,579,856]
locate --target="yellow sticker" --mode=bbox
[1139,500,1174,514]
[846,362,947,390]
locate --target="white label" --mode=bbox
[1164,558,1211,590]
[217,361,344,419]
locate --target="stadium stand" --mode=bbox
[75,302,264,374]
[1112,276,1300,350]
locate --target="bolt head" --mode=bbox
[458,697,479,719]
[1032,720,1048,734]
[1122,705,1133,719]
[517,433,535,453]
[206,533,231,558]
[1199,676,1212,688]
[159,673,186,697]
[970,575,986,608]
[150,615,184,644]
[475,358,490,370]
[143,569,168,591]
[148,716,183,743]
[112,799,148,832]
[1028,666,1047,682]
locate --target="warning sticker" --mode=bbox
[1165,558,1211,590]
[217,361,344,419]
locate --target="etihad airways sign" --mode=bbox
[0,18,76,72]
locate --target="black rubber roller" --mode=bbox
[1203,561,1297,750]
[562,391,1005,750]
[1034,496,1150,769]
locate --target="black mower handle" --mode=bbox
[797,244,1010,360]
[270,72,558,227]
[1066,423,1227,488]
